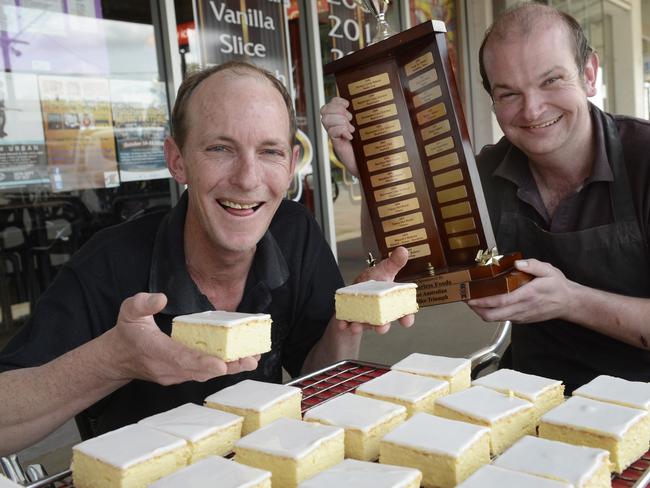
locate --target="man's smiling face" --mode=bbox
[169,70,297,256]
[484,20,597,161]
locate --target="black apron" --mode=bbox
[496,110,650,393]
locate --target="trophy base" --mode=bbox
[399,253,533,307]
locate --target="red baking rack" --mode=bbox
[24,359,650,488]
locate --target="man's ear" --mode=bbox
[164,136,188,185]
[583,52,599,97]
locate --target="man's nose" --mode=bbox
[521,90,545,120]
[230,152,261,190]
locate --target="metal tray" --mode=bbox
[24,359,650,488]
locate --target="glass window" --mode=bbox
[0,1,173,335]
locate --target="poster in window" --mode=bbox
[0,72,48,189]
[110,80,170,182]
[39,75,119,192]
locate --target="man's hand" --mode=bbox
[339,246,416,335]
[467,259,573,323]
[103,293,259,385]
[320,97,358,176]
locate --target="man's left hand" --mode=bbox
[467,258,573,323]
[339,246,416,335]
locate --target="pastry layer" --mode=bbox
[297,459,422,488]
[335,280,418,325]
[171,311,271,361]
[493,435,611,488]
[434,386,535,455]
[205,380,301,435]
[355,370,449,417]
[539,396,650,473]
[138,403,243,462]
[148,456,271,488]
[391,353,471,393]
[304,393,407,460]
[379,413,490,488]
[457,465,572,487]
[72,424,189,488]
[472,368,564,424]
[573,375,650,411]
[235,418,344,488]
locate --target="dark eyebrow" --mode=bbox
[491,66,569,92]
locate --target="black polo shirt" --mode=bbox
[0,192,343,435]
[478,104,650,243]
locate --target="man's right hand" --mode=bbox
[320,97,358,176]
[104,292,259,385]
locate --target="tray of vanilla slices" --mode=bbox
[20,355,650,488]
[17,282,650,488]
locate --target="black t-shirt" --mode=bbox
[0,192,343,435]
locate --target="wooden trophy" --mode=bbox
[324,20,531,306]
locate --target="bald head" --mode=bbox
[479,2,593,94]
[171,61,296,152]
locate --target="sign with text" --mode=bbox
[194,0,291,86]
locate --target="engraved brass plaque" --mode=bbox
[374,182,417,202]
[416,102,447,126]
[348,72,390,95]
[363,135,405,157]
[382,211,424,232]
[437,185,467,204]
[370,166,413,187]
[421,119,451,141]
[440,201,472,219]
[367,151,409,173]
[386,228,428,248]
[378,197,420,218]
[356,104,398,125]
[352,87,394,111]
[429,152,459,172]
[359,119,402,141]
[404,52,434,77]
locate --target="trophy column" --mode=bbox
[325,21,531,306]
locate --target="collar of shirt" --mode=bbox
[492,103,614,222]
[148,191,290,315]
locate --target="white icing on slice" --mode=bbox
[493,435,608,486]
[391,353,470,378]
[356,370,448,403]
[540,396,647,440]
[73,424,186,469]
[573,375,650,410]
[303,393,406,432]
[472,368,561,401]
[381,412,489,458]
[138,403,242,442]
[435,386,532,423]
[204,379,301,412]
[235,418,343,459]
[458,465,572,487]
[173,310,270,327]
[335,280,417,296]
[298,459,421,487]
[149,456,270,488]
